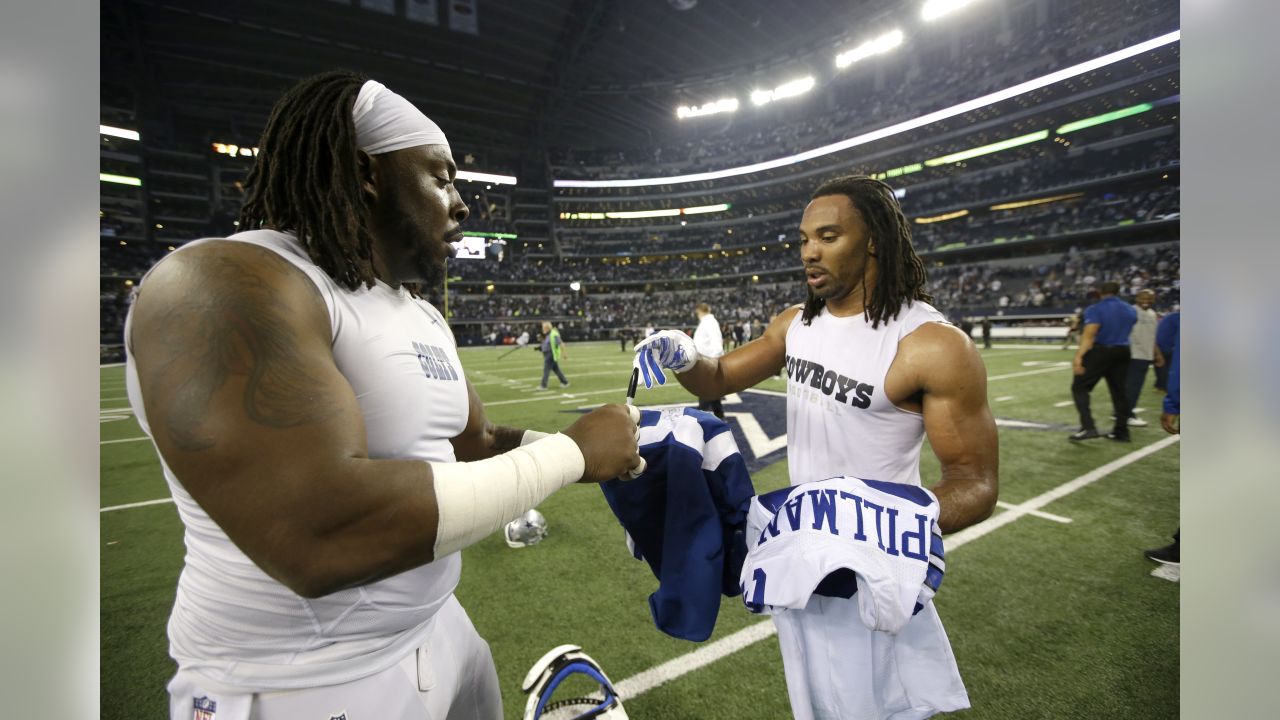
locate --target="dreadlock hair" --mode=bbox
[237,70,378,291]
[801,175,933,328]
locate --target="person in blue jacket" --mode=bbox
[1145,311,1179,565]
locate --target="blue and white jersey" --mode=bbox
[742,477,967,720]
[740,476,944,634]
[599,408,756,642]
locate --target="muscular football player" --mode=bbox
[125,71,641,720]
[635,175,998,718]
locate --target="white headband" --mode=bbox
[352,80,450,155]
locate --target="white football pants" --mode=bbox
[167,595,503,720]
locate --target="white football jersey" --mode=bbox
[125,229,470,692]
[740,477,944,634]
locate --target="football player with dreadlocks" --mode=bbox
[125,71,642,719]
[634,175,998,718]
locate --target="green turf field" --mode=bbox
[100,341,1179,719]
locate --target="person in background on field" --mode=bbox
[1069,281,1138,442]
[1122,289,1165,427]
[540,320,569,389]
[692,302,725,419]
[1145,310,1180,565]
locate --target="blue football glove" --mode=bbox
[632,330,699,389]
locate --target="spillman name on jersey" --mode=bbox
[740,476,944,634]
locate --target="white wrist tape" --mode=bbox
[431,433,585,557]
[520,429,551,446]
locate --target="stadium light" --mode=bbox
[989,192,1083,211]
[922,0,979,22]
[1055,103,1153,134]
[100,173,142,186]
[835,29,904,69]
[559,203,731,220]
[682,203,731,215]
[924,130,1048,166]
[677,98,740,119]
[212,142,259,157]
[456,170,518,185]
[553,31,1179,189]
[750,76,815,106]
[605,208,682,219]
[873,162,923,180]
[100,125,140,141]
[914,209,969,224]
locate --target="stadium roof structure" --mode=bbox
[102,0,897,151]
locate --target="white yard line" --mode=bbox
[1054,400,1074,407]
[1150,564,1180,582]
[485,388,623,406]
[987,366,1071,381]
[994,396,1016,402]
[100,497,174,513]
[613,621,779,700]
[610,434,1180,701]
[946,435,1180,548]
[101,436,150,446]
[995,500,1071,523]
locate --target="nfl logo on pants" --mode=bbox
[193,696,216,720]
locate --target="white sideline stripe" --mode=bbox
[994,396,1015,402]
[995,500,1071,524]
[612,434,1180,701]
[1150,564,1180,582]
[987,366,1070,381]
[946,435,1180,548]
[100,396,129,402]
[613,620,778,700]
[102,436,150,446]
[101,497,174,513]
[1054,400,1074,407]
[100,362,125,368]
[485,388,621,406]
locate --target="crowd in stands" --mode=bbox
[900,139,1179,215]
[912,185,1179,251]
[929,243,1180,315]
[551,0,1175,179]
[443,242,1179,346]
[447,283,801,346]
[449,182,1176,284]
[553,132,1178,248]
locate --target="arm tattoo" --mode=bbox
[146,250,336,451]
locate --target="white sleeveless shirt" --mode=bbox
[784,300,948,488]
[124,229,470,692]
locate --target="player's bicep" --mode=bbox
[922,335,994,453]
[129,244,368,539]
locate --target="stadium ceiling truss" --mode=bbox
[102,0,891,150]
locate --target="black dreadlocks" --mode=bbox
[237,70,378,291]
[801,175,933,328]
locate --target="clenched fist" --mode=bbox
[562,404,646,482]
